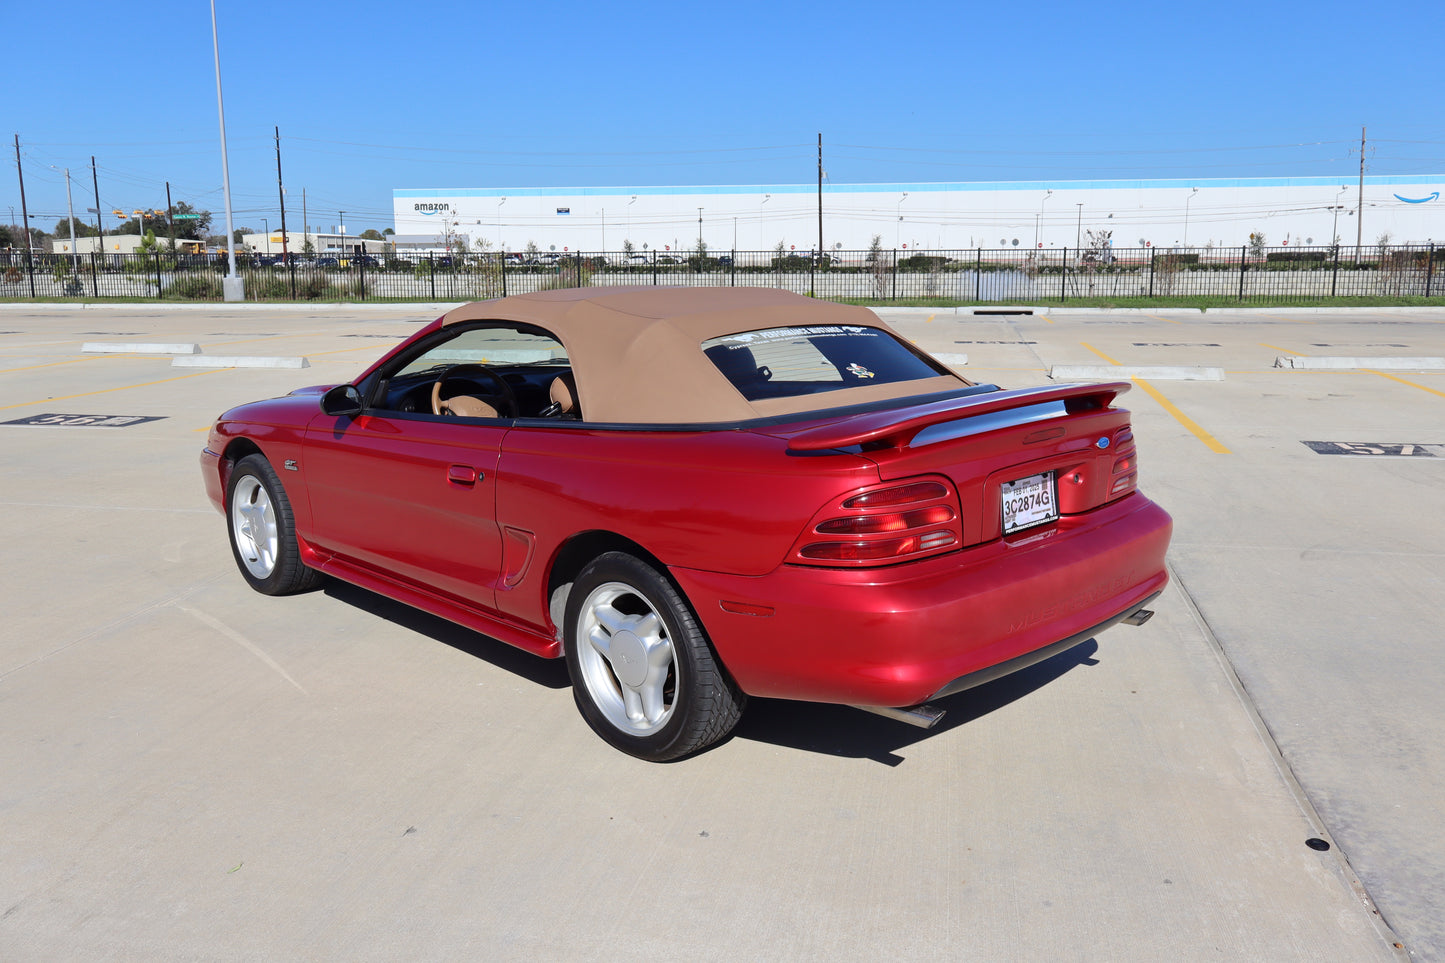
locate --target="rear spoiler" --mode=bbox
[787,382,1131,452]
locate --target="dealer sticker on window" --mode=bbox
[1001,471,1058,534]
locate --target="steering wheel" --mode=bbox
[430,363,518,418]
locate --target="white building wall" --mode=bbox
[394,177,1445,254]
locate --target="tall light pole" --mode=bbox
[1332,186,1348,246]
[261,217,269,254]
[896,192,908,248]
[338,211,345,256]
[1035,189,1052,248]
[1183,187,1199,249]
[697,207,704,254]
[1075,203,1084,250]
[210,0,242,300]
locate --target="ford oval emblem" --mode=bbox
[1096,436,1110,449]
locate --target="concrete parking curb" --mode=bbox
[83,342,201,354]
[171,355,310,369]
[1274,356,1445,370]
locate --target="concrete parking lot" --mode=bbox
[1,301,1440,961]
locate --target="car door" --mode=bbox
[303,411,506,611]
[298,322,569,611]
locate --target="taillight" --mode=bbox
[1109,448,1137,497]
[791,477,963,567]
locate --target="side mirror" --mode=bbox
[320,384,364,417]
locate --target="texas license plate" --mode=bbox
[1001,471,1058,534]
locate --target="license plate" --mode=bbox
[1001,471,1058,534]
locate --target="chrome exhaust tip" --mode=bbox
[852,703,946,729]
[1121,608,1155,627]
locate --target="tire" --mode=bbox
[564,552,745,761]
[225,453,323,596]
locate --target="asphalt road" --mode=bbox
[1,301,1439,961]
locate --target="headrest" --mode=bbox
[549,373,578,413]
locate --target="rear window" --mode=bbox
[702,325,948,401]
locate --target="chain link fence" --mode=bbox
[2,245,1440,302]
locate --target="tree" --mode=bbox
[0,224,45,249]
[866,233,889,298]
[358,229,383,241]
[382,227,394,236]
[1248,232,1267,258]
[170,202,212,240]
[53,217,99,240]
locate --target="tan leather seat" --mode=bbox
[548,374,579,415]
[441,395,499,418]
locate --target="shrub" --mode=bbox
[898,255,949,272]
[167,275,222,300]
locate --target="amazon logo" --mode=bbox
[1393,192,1440,204]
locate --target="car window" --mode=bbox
[396,326,568,376]
[701,325,948,401]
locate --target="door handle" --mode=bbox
[447,465,481,486]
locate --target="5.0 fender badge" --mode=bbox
[284,459,299,471]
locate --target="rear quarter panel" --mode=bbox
[492,424,879,627]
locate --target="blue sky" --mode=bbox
[6,0,1442,237]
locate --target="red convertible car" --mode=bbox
[202,287,1171,760]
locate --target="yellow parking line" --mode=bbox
[1131,379,1232,454]
[1366,370,1445,399]
[1039,315,1054,324]
[1259,342,1304,355]
[1145,313,1181,325]
[0,368,224,411]
[1080,341,1230,453]
[925,314,935,323]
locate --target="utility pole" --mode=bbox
[165,181,176,253]
[90,157,104,246]
[62,168,78,271]
[817,133,824,261]
[302,188,308,254]
[275,126,290,266]
[14,134,35,297]
[1356,125,1366,262]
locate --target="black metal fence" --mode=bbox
[2,245,1441,303]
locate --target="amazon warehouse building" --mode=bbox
[392,175,1445,259]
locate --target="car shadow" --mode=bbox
[729,639,1101,766]
[321,579,572,690]
[320,575,1098,765]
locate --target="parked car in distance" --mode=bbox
[201,287,1171,761]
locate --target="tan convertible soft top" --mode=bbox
[439,286,968,424]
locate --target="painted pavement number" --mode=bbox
[1303,441,1443,457]
[1,413,166,428]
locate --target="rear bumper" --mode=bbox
[671,493,1172,708]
